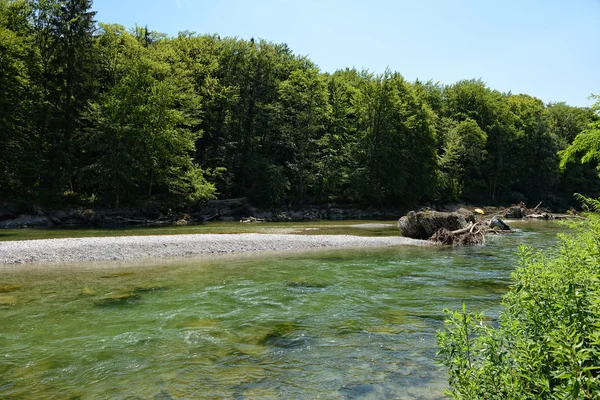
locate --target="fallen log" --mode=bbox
[526,213,554,220]
[113,213,174,225]
[450,223,475,235]
[240,216,266,223]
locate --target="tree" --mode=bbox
[439,118,487,201]
[560,97,600,175]
[23,0,98,200]
[313,71,360,201]
[277,65,330,202]
[507,95,559,204]
[83,27,214,205]
[352,70,437,206]
[0,0,36,197]
[0,2,595,209]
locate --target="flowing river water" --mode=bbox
[0,220,565,399]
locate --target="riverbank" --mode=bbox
[0,199,410,229]
[0,233,429,265]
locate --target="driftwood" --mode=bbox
[431,222,485,246]
[240,216,266,223]
[431,217,521,246]
[532,201,543,213]
[450,223,476,235]
[526,213,554,220]
[114,213,174,225]
[503,200,573,220]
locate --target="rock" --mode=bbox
[0,284,22,293]
[339,384,376,398]
[0,295,18,306]
[132,284,168,293]
[259,322,308,348]
[153,389,175,400]
[505,206,524,219]
[456,208,476,223]
[0,205,16,220]
[79,287,97,296]
[490,216,510,230]
[0,214,52,228]
[33,205,46,216]
[397,211,425,238]
[95,292,140,306]
[397,210,469,239]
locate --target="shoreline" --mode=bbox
[0,233,429,266]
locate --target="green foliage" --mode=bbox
[83,28,214,205]
[438,207,600,399]
[440,118,487,201]
[560,97,600,173]
[277,66,331,201]
[351,70,437,206]
[0,0,34,195]
[507,94,560,203]
[0,1,596,209]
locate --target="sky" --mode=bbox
[93,0,600,107]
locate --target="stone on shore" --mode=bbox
[490,216,511,230]
[505,206,525,219]
[397,210,471,239]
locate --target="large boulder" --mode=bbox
[490,216,511,230]
[505,206,524,219]
[455,207,476,223]
[397,210,469,239]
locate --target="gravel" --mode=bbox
[0,233,428,265]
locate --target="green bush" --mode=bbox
[438,201,600,399]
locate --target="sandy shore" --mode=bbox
[0,233,428,265]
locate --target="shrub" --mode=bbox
[437,202,600,399]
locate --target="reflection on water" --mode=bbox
[0,221,563,399]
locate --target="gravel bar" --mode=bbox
[0,234,428,265]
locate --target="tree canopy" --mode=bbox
[0,0,597,209]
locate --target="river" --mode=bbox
[0,220,565,399]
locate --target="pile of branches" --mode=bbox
[431,222,485,246]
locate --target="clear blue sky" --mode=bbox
[93,0,599,107]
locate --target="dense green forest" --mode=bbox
[1,0,599,210]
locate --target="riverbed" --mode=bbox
[0,220,564,399]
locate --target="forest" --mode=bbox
[1,0,599,210]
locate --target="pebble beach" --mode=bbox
[0,233,428,265]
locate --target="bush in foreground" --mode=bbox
[438,200,600,399]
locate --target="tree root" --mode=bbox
[431,222,485,246]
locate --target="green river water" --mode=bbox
[0,220,565,399]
